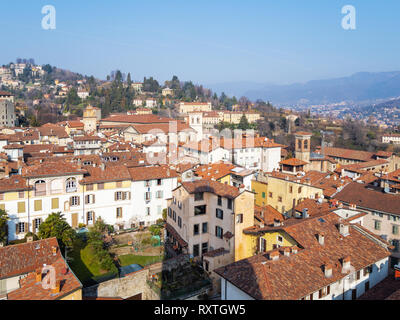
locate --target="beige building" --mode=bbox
[178,102,212,114]
[0,92,15,127]
[82,105,101,133]
[166,180,254,293]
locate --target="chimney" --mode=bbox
[324,264,333,278]
[317,232,325,245]
[52,280,61,294]
[239,184,245,193]
[302,208,309,219]
[291,246,298,254]
[283,247,291,257]
[339,223,350,237]
[26,236,34,243]
[342,256,351,272]
[35,269,42,283]
[273,219,282,227]
[100,162,105,171]
[349,203,356,210]
[52,246,57,255]
[269,251,280,261]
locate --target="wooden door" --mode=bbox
[71,213,78,228]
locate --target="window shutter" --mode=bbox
[24,223,28,233]
[122,192,126,200]
[114,192,117,201]
[92,194,95,203]
[93,212,96,223]
[86,213,88,225]
[77,197,80,206]
[16,223,19,235]
[69,197,72,206]
[128,192,131,200]
[85,195,89,204]
[256,237,260,253]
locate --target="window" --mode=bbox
[298,187,302,193]
[269,192,273,198]
[34,199,42,211]
[260,238,267,252]
[172,210,176,221]
[157,179,162,186]
[35,180,46,196]
[277,236,283,243]
[146,207,151,216]
[374,220,381,231]
[86,184,94,191]
[116,207,123,218]
[70,196,80,207]
[319,287,328,298]
[216,226,223,239]
[33,218,42,231]
[193,244,200,257]
[194,224,200,236]
[145,192,151,201]
[236,214,243,224]
[115,191,123,201]
[17,222,26,234]
[278,196,282,203]
[289,186,293,193]
[156,190,163,199]
[202,222,208,233]
[18,191,24,199]
[217,196,222,206]
[202,242,208,254]
[194,205,206,216]
[12,196,25,212]
[262,192,266,199]
[216,208,224,220]
[194,192,204,201]
[364,265,373,275]
[51,198,59,209]
[393,225,399,235]
[144,180,151,187]
[66,178,77,193]
[85,194,95,204]
[178,217,182,228]
[87,211,94,224]
[227,199,232,209]
[356,271,361,280]
[98,183,104,190]
[168,207,172,218]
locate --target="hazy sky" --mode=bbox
[1,0,400,85]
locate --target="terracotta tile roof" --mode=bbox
[203,247,230,258]
[66,120,84,128]
[340,159,389,173]
[375,151,393,158]
[1,238,82,300]
[180,179,241,199]
[101,114,174,124]
[322,147,374,162]
[194,162,236,181]
[254,205,284,226]
[294,199,332,217]
[216,212,391,300]
[334,182,400,215]
[73,135,101,141]
[80,165,131,184]
[0,175,31,193]
[381,169,400,184]
[132,122,193,134]
[221,136,285,150]
[22,160,86,178]
[128,166,178,181]
[38,123,69,138]
[165,223,188,248]
[280,158,308,166]
[295,131,313,136]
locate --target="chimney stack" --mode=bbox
[342,257,351,272]
[283,248,291,257]
[35,269,42,283]
[339,223,350,237]
[52,246,57,255]
[26,236,34,243]
[52,280,61,294]
[269,251,280,261]
[291,246,298,254]
[317,233,325,245]
[324,264,333,278]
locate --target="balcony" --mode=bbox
[66,186,77,193]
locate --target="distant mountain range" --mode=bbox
[209,72,400,107]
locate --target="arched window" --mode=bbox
[34,180,46,196]
[66,178,77,193]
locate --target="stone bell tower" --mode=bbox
[295,132,312,163]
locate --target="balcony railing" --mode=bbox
[66,187,77,193]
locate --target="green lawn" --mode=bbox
[118,254,164,267]
[67,239,118,286]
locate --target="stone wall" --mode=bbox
[83,267,160,300]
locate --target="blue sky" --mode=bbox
[1,0,399,85]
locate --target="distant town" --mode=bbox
[1,58,400,301]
